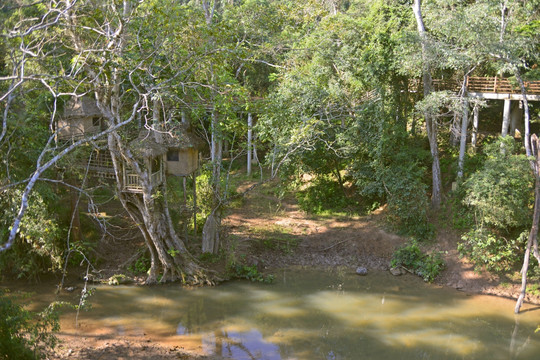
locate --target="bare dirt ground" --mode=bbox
[43,177,539,359]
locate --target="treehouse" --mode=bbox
[57,97,104,140]
[127,131,167,193]
[162,124,203,177]
[125,125,202,192]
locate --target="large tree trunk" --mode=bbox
[202,108,223,254]
[103,109,214,285]
[412,0,442,208]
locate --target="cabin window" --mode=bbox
[152,158,161,172]
[167,150,179,162]
[92,117,101,127]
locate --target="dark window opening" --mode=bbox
[167,150,179,162]
[152,158,161,172]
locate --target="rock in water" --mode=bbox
[356,267,368,276]
[390,267,404,276]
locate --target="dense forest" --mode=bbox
[1,0,540,355]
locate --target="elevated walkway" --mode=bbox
[432,76,540,101]
[466,77,540,101]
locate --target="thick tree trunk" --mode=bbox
[412,0,441,208]
[106,126,214,284]
[203,109,223,254]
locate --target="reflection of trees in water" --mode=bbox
[509,317,531,360]
[164,274,540,359]
[201,329,281,359]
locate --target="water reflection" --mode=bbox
[17,269,540,359]
[201,330,281,360]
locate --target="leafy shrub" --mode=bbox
[128,253,151,274]
[0,289,62,359]
[458,137,535,273]
[383,167,434,240]
[0,189,63,280]
[458,228,527,273]
[182,170,238,234]
[391,241,445,282]
[296,174,359,215]
[463,137,533,229]
[228,263,274,283]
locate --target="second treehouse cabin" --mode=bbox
[57,97,105,141]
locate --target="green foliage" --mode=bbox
[0,189,64,281]
[185,170,238,234]
[458,228,528,273]
[199,251,222,264]
[443,186,475,231]
[128,254,150,274]
[384,168,434,240]
[228,263,274,283]
[456,137,535,274]
[391,241,445,282]
[463,137,534,229]
[296,175,359,215]
[0,289,63,359]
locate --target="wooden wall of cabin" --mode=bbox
[166,148,198,176]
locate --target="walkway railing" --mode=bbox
[124,170,163,192]
[431,76,540,95]
[468,76,540,94]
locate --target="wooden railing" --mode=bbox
[359,89,379,102]
[124,170,163,192]
[432,79,461,92]
[429,77,540,95]
[449,77,540,95]
[88,151,114,171]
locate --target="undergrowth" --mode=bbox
[0,289,66,359]
[391,240,445,282]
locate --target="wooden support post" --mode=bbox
[181,110,187,124]
[193,172,197,235]
[247,113,252,176]
[472,104,479,150]
[501,99,511,137]
[458,97,469,178]
[182,176,187,204]
[182,175,188,242]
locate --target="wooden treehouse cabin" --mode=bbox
[57,97,104,141]
[163,124,204,177]
[126,125,203,192]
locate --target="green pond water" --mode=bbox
[11,269,540,359]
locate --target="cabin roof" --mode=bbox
[64,97,102,118]
[162,124,205,150]
[129,130,168,158]
[129,124,204,158]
